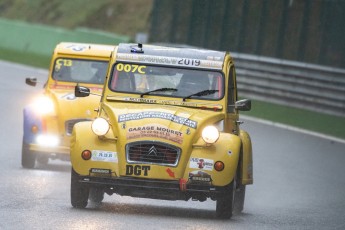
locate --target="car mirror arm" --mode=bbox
[75,85,101,97]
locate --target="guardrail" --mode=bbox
[232,53,345,117]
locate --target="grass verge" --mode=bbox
[245,100,345,139]
[0,48,50,69]
[1,49,344,140]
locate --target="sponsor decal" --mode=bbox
[166,168,175,178]
[127,124,183,144]
[186,128,191,135]
[118,111,197,129]
[90,168,111,174]
[188,170,212,183]
[189,157,214,171]
[159,100,198,108]
[126,165,151,176]
[66,44,87,51]
[107,96,222,111]
[124,97,157,104]
[116,53,223,69]
[91,150,118,162]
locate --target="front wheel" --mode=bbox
[21,139,36,169]
[216,180,235,219]
[89,187,104,204]
[37,155,49,165]
[71,168,89,208]
[234,183,246,213]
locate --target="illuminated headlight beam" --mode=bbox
[32,96,55,115]
[36,135,60,147]
[201,126,220,144]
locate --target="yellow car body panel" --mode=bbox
[239,130,253,185]
[71,104,242,186]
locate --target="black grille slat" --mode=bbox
[126,141,181,166]
[65,119,91,135]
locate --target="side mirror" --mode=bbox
[25,77,37,87]
[235,99,251,111]
[75,85,90,97]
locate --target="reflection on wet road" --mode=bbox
[1,61,344,229]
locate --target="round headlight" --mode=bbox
[33,96,54,115]
[201,126,219,144]
[91,118,110,136]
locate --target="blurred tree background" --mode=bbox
[150,0,345,69]
[0,0,153,38]
[0,0,344,68]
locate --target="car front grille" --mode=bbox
[65,119,91,136]
[126,141,181,166]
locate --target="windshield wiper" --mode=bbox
[182,89,219,101]
[140,88,177,98]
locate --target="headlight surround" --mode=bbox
[201,126,219,144]
[33,96,55,115]
[91,117,110,136]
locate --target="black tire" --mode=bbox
[233,155,246,214]
[37,155,49,165]
[89,187,104,204]
[71,168,89,208]
[21,139,36,169]
[216,180,235,219]
[234,184,246,214]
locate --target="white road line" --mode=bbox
[241,115,345,144]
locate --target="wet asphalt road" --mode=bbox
[1,60,345,229]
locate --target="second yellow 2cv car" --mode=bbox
[22,42,114,168]
[71,43,253,219]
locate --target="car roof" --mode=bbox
[116,43,226,70]
[55,42,115,58]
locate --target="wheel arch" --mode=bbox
[239,129,253,185]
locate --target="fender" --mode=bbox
[183,133,241,187]
[70,121,118,176]
[23,105,42,144]
[239,129,253,185]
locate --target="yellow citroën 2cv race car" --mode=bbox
[71,43,253,219]
[22,42,114,168]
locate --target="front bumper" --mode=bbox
[29,143,70,161]
[79,175,222,201]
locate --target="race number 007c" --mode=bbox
[116,63,146,74]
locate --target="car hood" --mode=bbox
[104,102,224,146]
[48,88,100,121]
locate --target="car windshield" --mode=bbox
[52,58,108,84]
[109,63,224,100]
